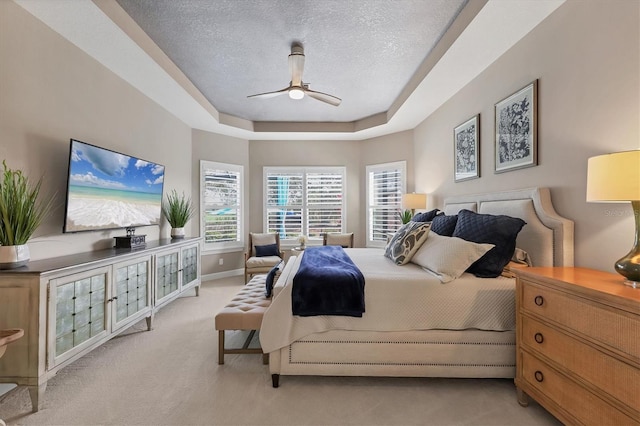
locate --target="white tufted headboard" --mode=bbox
[443,187,574,267]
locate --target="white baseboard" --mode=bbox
[202,268,244,282]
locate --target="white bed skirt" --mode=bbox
[269,328,516,380]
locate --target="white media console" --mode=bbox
[0,237,201,412]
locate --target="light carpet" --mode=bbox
[0,276,559,425]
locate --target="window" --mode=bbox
[264,167,346,243]
[366,161,406,247]
[200,161,243,251]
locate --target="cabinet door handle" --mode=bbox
[534,295,544,306]
[534,333,544,344]
[534,371,544,382]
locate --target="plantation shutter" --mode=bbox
[264,167,346,242]
[201,161,243,249]
[265,171,303,239]
[307,172,343,237]
[366,162,406,246]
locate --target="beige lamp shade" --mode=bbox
[402,193,427,210]
[586,150,640,202]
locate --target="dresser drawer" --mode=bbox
[521,280,640,359]
[522,316,640,413]
[521,351,636,425]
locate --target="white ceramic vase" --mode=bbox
[171,227,185,239]
[0,245,30,269]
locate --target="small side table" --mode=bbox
[291,246,305,255]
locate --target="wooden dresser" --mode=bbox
[515,267,639,425]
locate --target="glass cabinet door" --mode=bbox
[181,245,199,289]
[113,257,151,331]
[49,266,109,368]
[155,251,179,303]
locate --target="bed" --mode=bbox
[260,187,574,387]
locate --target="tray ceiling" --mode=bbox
[15,0,565,140]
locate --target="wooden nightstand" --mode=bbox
[515,267,640,425]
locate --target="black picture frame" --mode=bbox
[454,114,480,182]
[494,80,538,173]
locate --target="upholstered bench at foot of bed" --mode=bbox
[214,274,271,365]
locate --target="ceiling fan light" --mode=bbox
[288,88,304,100]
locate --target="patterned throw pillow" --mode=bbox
[384,222,431,265]
[410,233,494,283]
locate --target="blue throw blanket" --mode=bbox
[292,246,365,317]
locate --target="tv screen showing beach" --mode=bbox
[63,139,165,233]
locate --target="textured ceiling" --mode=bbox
[115,0,467,123]
[15,0,566,139]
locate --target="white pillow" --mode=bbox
[410,233,494,283]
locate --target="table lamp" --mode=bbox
[586,150,640,288]
[402,193,427,216]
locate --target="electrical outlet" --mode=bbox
[218,258,224,265]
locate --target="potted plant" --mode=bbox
[0,161,53,268]
[162,189,195,239]
[398,209,413,224]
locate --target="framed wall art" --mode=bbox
[454,114,480,182]
[494,80,538,173]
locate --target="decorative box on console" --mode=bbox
[114,234,146,249]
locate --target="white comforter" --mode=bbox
[260,248,515,353]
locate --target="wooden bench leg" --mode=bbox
[218,330,225,365]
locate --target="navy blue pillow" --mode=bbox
[452,209,526,278]
[411,209,442,223]
[430,214,458,236]
[265,262,282,298]
[255,243,279,257]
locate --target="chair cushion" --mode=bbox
[255,243,279,257]
[251,233,277,256]
[246,255,282,269]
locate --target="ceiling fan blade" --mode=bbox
[304,88,342,106]
[289,45,305,86]
[247,87,289,99]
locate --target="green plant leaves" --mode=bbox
[162,189,195,228]
[0,160,53,246]
[398,209,413,225]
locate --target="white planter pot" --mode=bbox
[0,245,30,269]
[171,227,185,239]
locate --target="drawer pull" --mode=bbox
[534,371,544,382]
[534,295,544,306]
[534,333,544,344]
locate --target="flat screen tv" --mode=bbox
[63,139,165,233]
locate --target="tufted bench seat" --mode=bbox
[215,274,271,364]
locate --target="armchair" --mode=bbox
[244,232,283,283]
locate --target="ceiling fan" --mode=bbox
[247,43,342,106]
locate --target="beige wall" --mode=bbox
[414,0,639,272]
[358,130,415,241]
[191,129,249,275]
[0,1,192,261]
